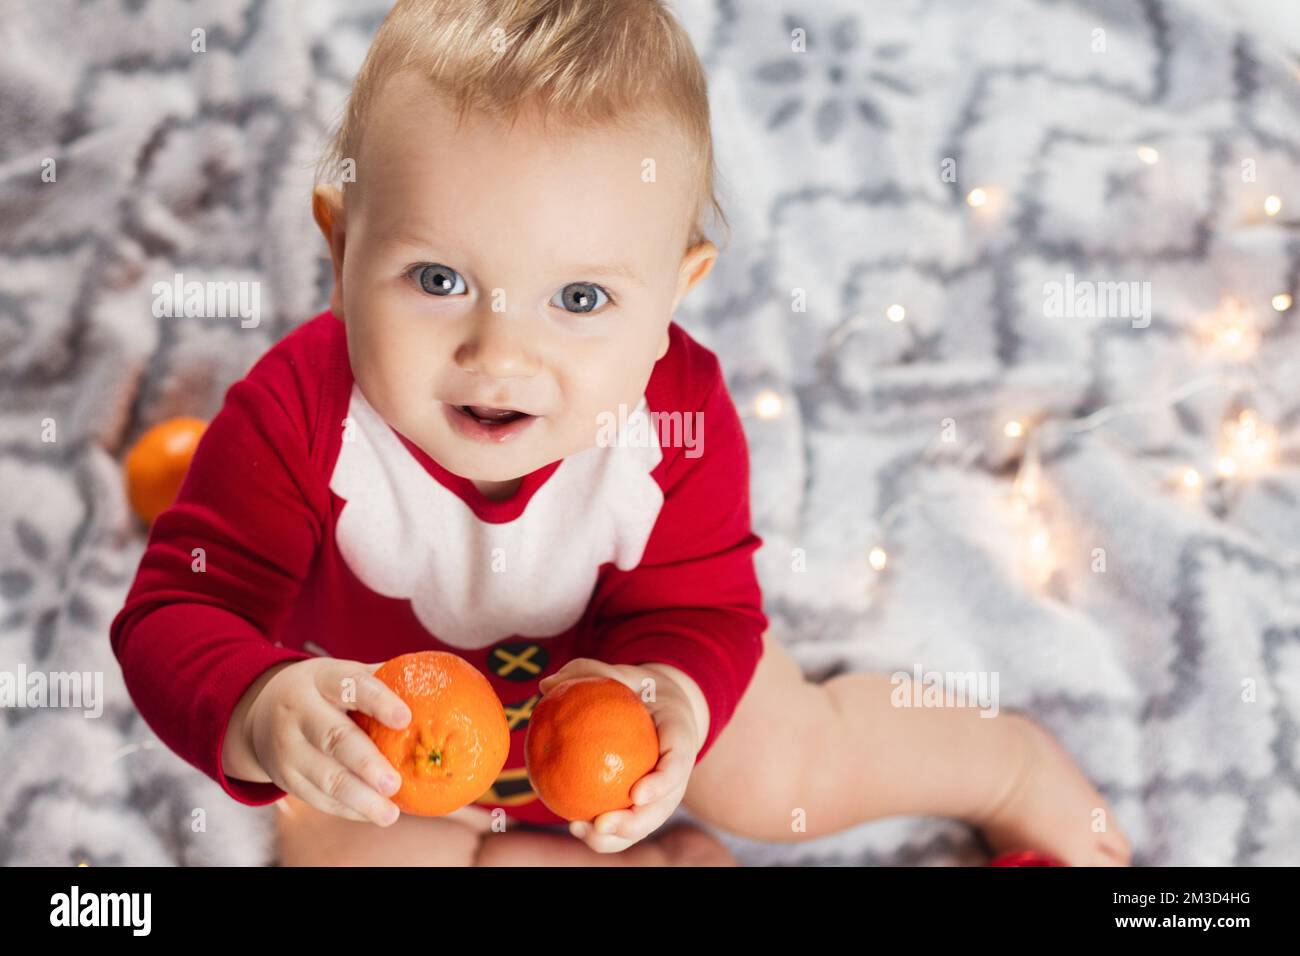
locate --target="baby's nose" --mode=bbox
[454,311,540,379]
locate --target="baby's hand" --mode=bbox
[244,658,413,826]
[537,659,704,853]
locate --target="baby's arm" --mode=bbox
[109,323,399,820]
[582,356,768,765]
[642,661,708,746]
[556,353,766,850]
[220,660,297,784]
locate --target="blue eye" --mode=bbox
[551,282,609,314]
[413,263,466,296]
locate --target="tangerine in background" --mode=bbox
[525,676,660,822]
[123,416,208,525]
[356,651,510,817]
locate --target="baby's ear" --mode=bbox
[672,240,718,313]
[312,184,347,318]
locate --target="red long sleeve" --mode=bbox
[582,342,769,764]
[109,320,343,806]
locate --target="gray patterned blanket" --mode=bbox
[2,0,1298,866]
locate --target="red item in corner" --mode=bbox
[988,851,1066,867]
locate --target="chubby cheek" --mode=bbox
[552,350,656,451]
[347,317,433,426]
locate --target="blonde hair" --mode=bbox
[317,0,728,250]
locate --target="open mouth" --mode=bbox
[457,404,530,425]
[444,401,538,444]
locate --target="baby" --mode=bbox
[111,0,1131,867]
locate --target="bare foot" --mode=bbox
[974,714,1132,867]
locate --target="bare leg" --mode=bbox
[275,792,484,866]
[275,794,734,866]
[682,633,1132,866]
[475,822,735,866]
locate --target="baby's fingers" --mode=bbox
[296,744,401,827]
[281,768,370,824]
[574,793,677,851]
[630,703,698,806]
[630,745,693,807]
[570,813,637,853]
[302,702,403,809]
[322,661,411,730]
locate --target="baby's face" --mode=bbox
[315,71,716,488]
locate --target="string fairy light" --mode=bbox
[1006,356,1296,573]
[753,388,784,420]
[1199,296,1261,361]
[1021,509,1055,586]
[800,173,1298,588]
[861,359,1294,590]
[822,300,927,356]
[1217,407,1279,479]
[1011,442,1042,517]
